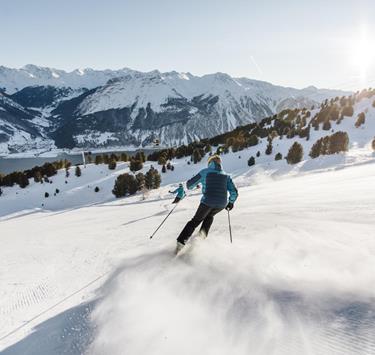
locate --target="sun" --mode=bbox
[350,27,375,81]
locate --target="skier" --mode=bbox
[175,155,238,253]
[169,183,186,204]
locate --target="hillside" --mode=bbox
[1,151,375,354]
[1,87,375,354]
[0,65,349,154]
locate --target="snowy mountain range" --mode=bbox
[0,65,350,154]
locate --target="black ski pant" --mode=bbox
[177,203,223,244]
[172,197,182,204]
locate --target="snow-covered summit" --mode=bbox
[0,65,135,94]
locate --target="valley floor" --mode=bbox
[1,161,375,354]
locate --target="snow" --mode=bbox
[76,70,349,117]
[0,65,135,94]
[1,96,375,354]
[1,154,375,354]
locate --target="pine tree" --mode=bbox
[120,153,129,162]
[129,159,143,172]
[286,142,303,164]
[75,166,82,177]
[355,112,365,128]
[372,137,375,151]
[192,149,202,164]
[322,120,331,130]
[0,187,2,196]
[145,167,161,189]
[256,151,261,157]
[95,155,103,165]
[329,132,349,154]
[247,134,259,147]
[17,173,29,188]
[108,159,117,170]
[153,170,161,188]
[45,192,49,198]
[95,186,100,192]
[162,165,167,173]
[110,153,119,162]
[103,154,110,164]
[265,141,273,155]
[247,156,255,166]
[135,173,145,190]
[112,173,138,197]
[275,153,282,161]
[309,139,323,158]
[342,105,354,117]
[135,151,146,163]
[34,171,43,183]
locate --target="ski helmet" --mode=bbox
[207,154,221,166]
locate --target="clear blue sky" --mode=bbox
[2,0,375,90]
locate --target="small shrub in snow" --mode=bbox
[55,188,60,194]
[162,165,167,173]
[247,156,255,166]
[0,187,2,196]
[256,151,260,157]
[65,168,70,178]
[355,112,365,128]
[372,138,375,151]
[265,141,273,155]
[108,160,117,170]
[75,166,82,177]
[275,153,282,161]
[45,192,49,198]
[33,171,43,183]
[286,142,303,165]
[94,186,100,193]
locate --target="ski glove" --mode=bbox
[225,202,234,211]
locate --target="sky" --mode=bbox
[1,0,375,90]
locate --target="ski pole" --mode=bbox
[227,210,233,243]
[149,203,178,239]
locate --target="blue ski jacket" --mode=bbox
[170,185,186,199]
[186,161,238,208]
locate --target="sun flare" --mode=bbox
[350,27,375,80]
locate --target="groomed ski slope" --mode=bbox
[1,156,375,354]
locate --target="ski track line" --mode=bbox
[0,283,50,316]
[0,271,110,344]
